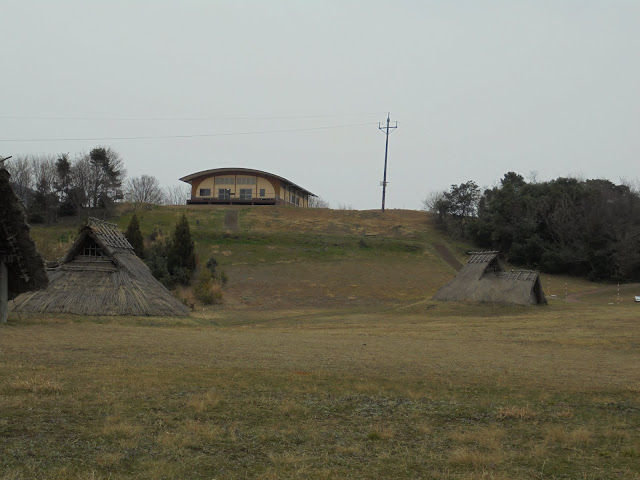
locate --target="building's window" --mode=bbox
[290,194,296,204]
[259,189,265,197]
[199,188,211,197]
[237,177,256,185]
[239,188,252,200]
[215,177,234,185]
[82,238,103,258]
[296,197,300,206]
[218,188,231,200]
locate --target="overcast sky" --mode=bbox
[2,1,638,209]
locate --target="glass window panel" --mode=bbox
[237,177,256,185]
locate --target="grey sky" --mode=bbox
[2,1,638,209]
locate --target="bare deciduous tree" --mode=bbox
[30,155,58,223]
[126,175,165,204]
[5,155,34,205]
[31,155,57,193]
[163,184,191,205]
[70,154,92,211]
[308,196,330,208]
[422,190,446,213]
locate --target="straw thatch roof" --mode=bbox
[433,251,547,305]
[0,167,48,297]
[11,218,189,316]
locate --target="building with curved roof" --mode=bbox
[179,168,316,207]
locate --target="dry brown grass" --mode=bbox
[6,375,64,394]
[449,448,502,468]
[604,428,631,443]
[495,406,537,421]
[7,206,640,478]
[450,426,505,450]
[546,426,594,446]
[2,303,639,479]
[185,389,224,412]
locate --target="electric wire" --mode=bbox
[0,112,383,121]
[0,122,378,143]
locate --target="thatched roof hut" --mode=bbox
[1,165,48,322]
[12,218,189,317]
[433,251,547,305]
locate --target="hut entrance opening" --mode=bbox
[532,277,545,304]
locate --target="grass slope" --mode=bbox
[2,205,640,479]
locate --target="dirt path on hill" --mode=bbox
[433,244,463,271]
[224,210,239,230]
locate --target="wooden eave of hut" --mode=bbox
[11,218,190,317]
[433,251,547,305]
[0,167,48,318]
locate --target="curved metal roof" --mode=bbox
[179,167,316,196]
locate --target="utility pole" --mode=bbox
[379,113,398,212]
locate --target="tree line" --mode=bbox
[4,148,190,223]
[426,173,640,282]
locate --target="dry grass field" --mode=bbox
[2,206,639,479]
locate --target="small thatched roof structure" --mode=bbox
[12,218,189,317]
[1,166,48,300]
[433,251,547,305]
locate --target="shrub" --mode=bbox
[57,199,77,217]
[206,257,218,275]
[27,207,45,224]
[194,269,223,305]
[167,214,196,284]
[144,239,172,287]
[171,266,193,287]
[125,213,145,258]
[204,257,228,287]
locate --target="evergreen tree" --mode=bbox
[167,214,196,284]
[125,214,145,258]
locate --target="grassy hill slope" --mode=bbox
[29,204,634,312]
[31,205,464,310]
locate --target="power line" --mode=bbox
[0,112,383,121]
[0,122,377,143]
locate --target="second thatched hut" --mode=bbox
[433,251,547,305]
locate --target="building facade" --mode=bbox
[180,168,315,207]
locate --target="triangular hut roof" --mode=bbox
[433,251,547,305]
[0,166,48,297]
[11,218,189,316]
